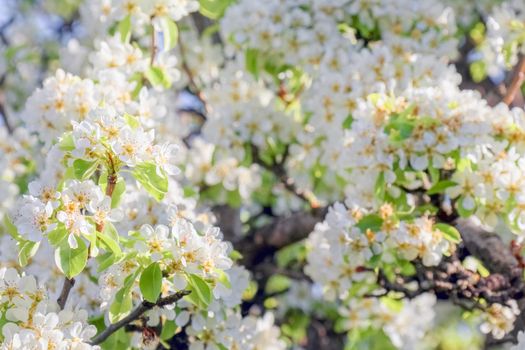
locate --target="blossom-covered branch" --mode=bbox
[89,290,191,345]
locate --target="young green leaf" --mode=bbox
[54,237,88,278]
[161,18,178,51]
[132,162,168,201]
[109,270,141,322]
[186,273,212,308]
[117,15,132,42]
[199,0,233,19]
[434,223,461,243]
[4,215,22,241]
[47,224,68,246]
[109,290,133,323]
[140,262,163,303]
[18,241,40,267]
[73,159,99,180]
[97,223,122,255]
[245,48,260,78]
[356,214,384,232]
[144,66,172,88]
[427,180,457,195]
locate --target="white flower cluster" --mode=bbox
[483,0,525,73]
[0,127,35,222]
[23,70,133,146]
[202,60,299,153]
[187,312,285,350]
[480,301,520,340]
[183,138,262,202]
[340,88,492,207]
[221,0,457,72]
[0,237,100,315]
[289,49,461,201]
[0,267,98,350]
[80,0,199,33]
[338,294,437,349]
[99,218,232,307]
[305,202,450,300]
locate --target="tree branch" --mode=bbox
[56,278,75,309]
[90,290,190,345]
[237,207,327,267]
[455,218,521,277]
[503,55,525,106]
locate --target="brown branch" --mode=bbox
[237,207,327,267]
[90,290,190,345]
[455,218,521,277]
[503,56,525,106]
[57,278,75,309]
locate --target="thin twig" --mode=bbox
[57,278,75,309]
[89,290,190,345]
[150,22,157,66]
[503,56,525,106]
[0,93,12,134]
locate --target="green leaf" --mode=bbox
[118,15,132,42]
[4,215,22,241]
[456,197,476,217]
[343,114,354,129]
[265,274,291,294]
[97,223,122,255]
[109,270,140,323]
[427,180,457,195]
[226,190,242,207]
[97,252,121,273]
[100,328,130,350]
[216,269,231,289]
[199,0,233,19]
[160,320,177,340]
[435,223,461,243]
[55,237,88,278]
[356,214,383,232]
[47,224,68,246]
[132,162,168,201]
[245,48,260,78]
[140,262,163,303]
[275,242,306,267]
[186,274,212,309]
[470,60,487,83]
[144,66,172,88]
[73,159,99,180]
[229,249,243,261]
[161,18,178,51]
[375,172,385,201]
[58,133,75,151]
[18,241,40,267]
[109,290,132,323]
[123,113,140,129]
